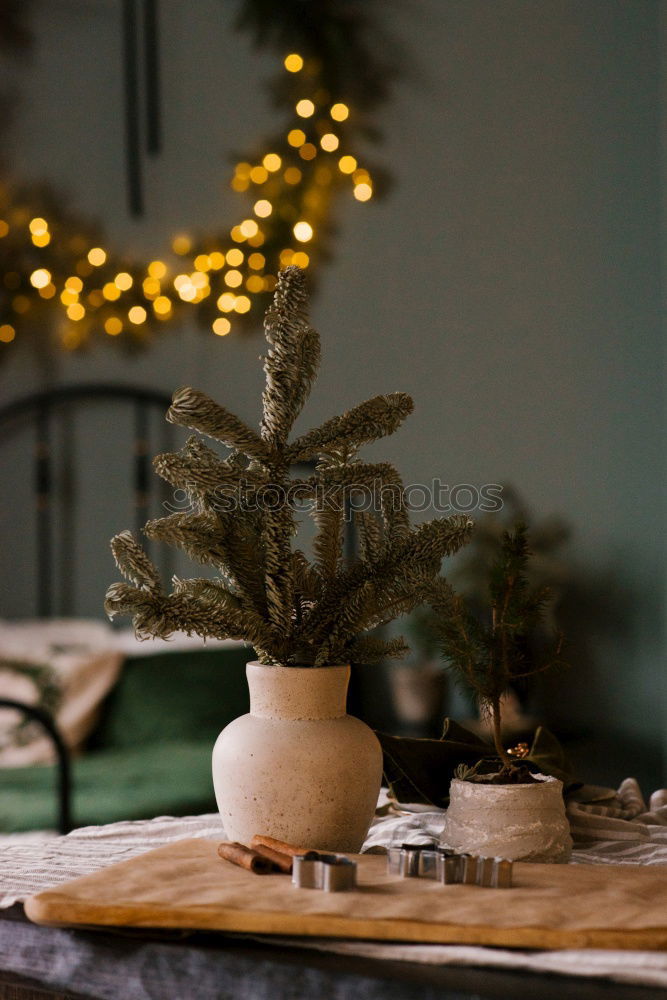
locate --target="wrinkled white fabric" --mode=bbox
[2,780,667,988]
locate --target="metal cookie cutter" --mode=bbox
[292,851,357,892]
[387,844,512,888]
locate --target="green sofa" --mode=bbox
[0,646,254,833]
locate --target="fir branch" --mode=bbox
[347,635,409,665]
[110,531,161,591]
[319,461,410,548]
[167,387,272,464]
[286,392,414,464]
[356,510,384,563]
[153,436,249,496]
[312,486,345,581]
[427,523,566,763]
[105,579,278,652]
[144,511,225,567]
[261,265,320,447]
[262,501,295,636]
[107,267,476,668]
[291,549,321,604]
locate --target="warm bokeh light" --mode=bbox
[299,143,317,161]
[66,303,85,321]
[177,284,197,302]
[114,271,133,291]
[153,295,172,315]
[293,221,313,242]
[148,260,167,279]
[224,269,243,288]
[87,247,107,266]
[284,53,304,73]
[226,248,244,266]
[0,59,377,350]
[338,155,357,174]
[12,295,30,314]
[263,153,282,172]
[353,182,373,201]
[128,305,147,324]
[30,268,51,289]
[239,219,259,238]
[320,133,339,152]
[249,165,269,184]
[172,234,192,255]
[330,103,349,122]
[76,259,93,277]
[254,199,272,218]
[213,317,232,336]
[105,317,123,336]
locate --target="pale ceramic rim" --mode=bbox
[450,773,562,791]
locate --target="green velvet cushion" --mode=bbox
[0,740,219,833]
[90,646,253,750]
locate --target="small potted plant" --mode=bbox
[428,524,573,862]
[105,266,472,852]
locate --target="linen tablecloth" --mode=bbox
[1,778,666,992]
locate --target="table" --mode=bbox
[1,780,666,999]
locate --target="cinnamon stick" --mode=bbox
[217,841,274,874]
[250,834,312,858]
[252,843,294,874]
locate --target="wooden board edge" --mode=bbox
[23,894,667,951]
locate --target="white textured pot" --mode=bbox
[440,774,573,863]
[212,662,382,852]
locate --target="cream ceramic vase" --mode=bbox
[440,774,572,863]
[212,662,382,852]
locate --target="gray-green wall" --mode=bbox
[1,0,664,784]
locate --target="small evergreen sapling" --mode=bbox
[427,523,566,772]
[105,266,473,667]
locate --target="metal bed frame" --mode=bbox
[0,383,350,834]
[0,384,174,834]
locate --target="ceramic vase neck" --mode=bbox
[246,662,350,720]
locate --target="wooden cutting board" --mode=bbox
[24,838,667,950]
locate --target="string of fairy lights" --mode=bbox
[0,53,376,354]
